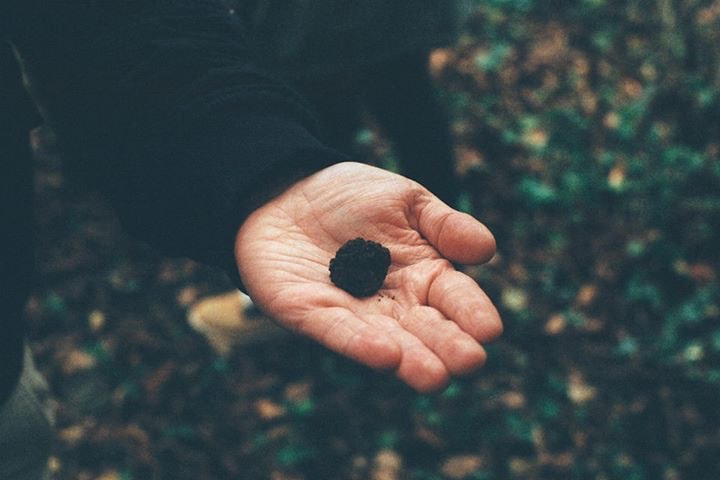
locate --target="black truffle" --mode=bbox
[329,238,391,297]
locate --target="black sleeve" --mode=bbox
[5,1,347,284]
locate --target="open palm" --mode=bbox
[235,162,502,392]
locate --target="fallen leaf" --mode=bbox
[61,349,97,375]
[255,398,285,420]
[608,164,626,189]
[88,310,105,333]
[372,449,403,480]
[441,455,485,478]
[59,425,86,445]
[576,284,598,307]
[500,391,527,409]
[568,371,597,404]
[502,287,528,312]
[544,314,567,335]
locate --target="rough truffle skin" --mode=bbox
[329,238,391,297]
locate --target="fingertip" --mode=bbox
[474,222,497,264]
[413,370,451,393]
[442,212,496,265]
[473,307,504,343]
[444,338,488,376]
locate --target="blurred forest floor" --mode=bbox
[26,1,720,479]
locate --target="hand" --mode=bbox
[235,162,502,392]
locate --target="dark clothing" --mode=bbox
[244,0,461,78]
[296,50,458,204]
[1,42,39,408]
[0,1,348,406]
[1,1,461,406]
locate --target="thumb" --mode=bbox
[413,194,496,265]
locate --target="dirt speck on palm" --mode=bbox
[329,238,391,297]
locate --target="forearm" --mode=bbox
[5,1,347,278]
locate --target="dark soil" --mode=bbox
[329,238,391,297]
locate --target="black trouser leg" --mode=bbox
[362,50,458,205]
[0,41,42,405]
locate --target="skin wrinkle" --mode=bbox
[393,324,444,362]
[274,198,298,225]
[413,307,485,374]
[429,272,465,309]
[404,258,448,305]
[296,166,425,250]
[247,212,301,245]
[398,306,438,338]
[287,286,342,314]
[337,323,371,362]
[432,210,455,256]
[295,191,356,252]
[267,259,325,285]
[399,348,448,392]
[406,186,429,233]
[251,221,329,272]
[388,240,442,268]
[298,188,338,241]
[335,173,407,227]
[315,308,350,343]
[428,274,472,333]
[271,241,329,268]
[243,256,323,309]
[263,187,316,236]
[361,218,406,243]
[389,301,407,321]
[427,271,502,341]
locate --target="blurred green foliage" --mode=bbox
[432,0,719,478]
